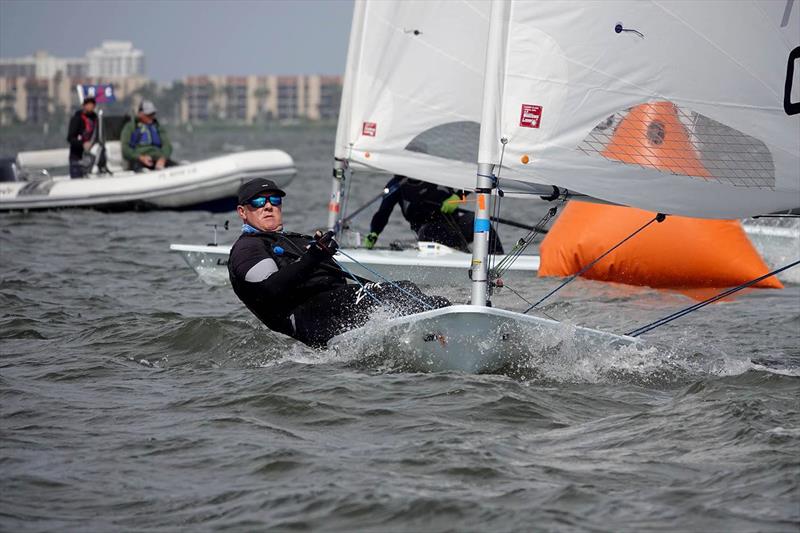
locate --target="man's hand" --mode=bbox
[138,154,153,167]
[83,141,92,151]
[312,230,339,257]
[441,193,461,214]
[364,232,378,250]
[155,157,167,170]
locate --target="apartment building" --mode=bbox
[1,40,342,125]
[86,41,145,78]
[0,41,148,124]
[0,50,87,79]
[0,75,149,124]
[0,41,144,80]
[180,75,342,124]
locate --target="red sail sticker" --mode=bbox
[519,104,542,128]
[362,122,377,137]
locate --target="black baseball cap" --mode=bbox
[237,178,286,205]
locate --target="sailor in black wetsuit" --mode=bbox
[364,175,503,254]
[228,178,449,347]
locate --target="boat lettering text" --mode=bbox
[362,122,377,137]
[519,104,543,128]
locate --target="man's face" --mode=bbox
[237,196,283,232]
[83,102,96,113]
[139,112,155,124]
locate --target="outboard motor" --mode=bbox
[0,157,23,182]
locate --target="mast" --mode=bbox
[328,0,367,232]
[327,158,346,232]
[470,0,510,306]
[469,163,494,306]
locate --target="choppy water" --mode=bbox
[2,125,799,531]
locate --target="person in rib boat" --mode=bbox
[66,96,98,178]
[364,175,503,254]
[119,100,176,172]
[228,178,450,347]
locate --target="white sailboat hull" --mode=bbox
[169,242,540,286]
[329,305,638,373]
[168,221,795,288]
[0,149,296,212]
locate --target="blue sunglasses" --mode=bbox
[246,195,282,208]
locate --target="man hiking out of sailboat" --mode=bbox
[229,178,450,347]
[364,175,504,254]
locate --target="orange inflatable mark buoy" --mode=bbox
[539,201,782,291]
[539,101,782,294]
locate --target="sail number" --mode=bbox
[786,46,800,116]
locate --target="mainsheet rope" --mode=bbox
[335,249,435,311]
[523,212,666,314]
[626,258,800,337]
[276,231,383,306]
[333,257,384,306]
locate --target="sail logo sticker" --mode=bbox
[519,104,542,128]
[362,122,377,136]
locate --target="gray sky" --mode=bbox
[0,0,354,82]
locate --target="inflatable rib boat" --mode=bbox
[0,142,296,212]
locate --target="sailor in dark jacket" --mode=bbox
[228,178,449,347]
[365,175,503,254]
[66,96,98,178]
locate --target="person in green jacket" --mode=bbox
[120,100,175,171]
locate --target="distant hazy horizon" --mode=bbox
[0,0,354,82]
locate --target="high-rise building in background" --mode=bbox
[0,41,147,124]
[0,41,342,125]
[0,75,149,124]
[86,41,145,78]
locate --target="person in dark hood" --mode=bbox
[228,178,449,347]
[66,96,98,178]
[364,175,504,254]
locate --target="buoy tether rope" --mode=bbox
[524,212,667,313]
[626,258,800,337]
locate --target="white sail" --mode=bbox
[333,0,366,164]
[479,0,800,218]
[332,0,494,191]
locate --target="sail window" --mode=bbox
[577,102,776,190]
[404,121,480,164]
